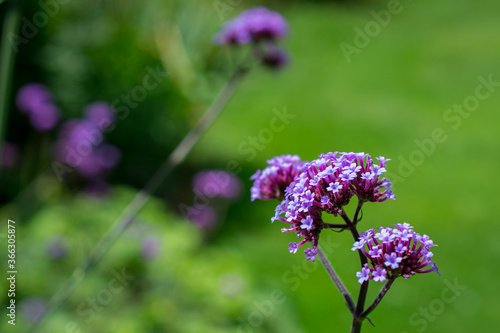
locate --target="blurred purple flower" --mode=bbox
[29,104,61,131]
[46,236,68,259]
[16,83,60,131]
[141,236,160,259]
[193,170,242,200]
[16,83,52,113]
[250,154,305,201]
[20,297,46,322]
[59,119,103,146]
[84,102,116,128]
[53,117,120,179]
[96,144,121,169]
[258,46,289,70]
[1,142,20,167]
[187,205,218,229]
[215,7,288,45]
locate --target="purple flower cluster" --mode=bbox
[186,204,218,229]
[271,152,395,261]
[215,7,289,69]
[215,7,288,45]
[184,170,243,230]
[250,154,305,201]
[353,223,439,283]
[193,170,243,200]
[52,102,120,180]
[16,83,61,131]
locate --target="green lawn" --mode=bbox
[195,0,500,332]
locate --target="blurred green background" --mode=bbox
[1,0,498,332]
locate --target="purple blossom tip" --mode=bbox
[84,102,116,128]
[16,83,60,131]
[250,154,306,201]
[257,151,397,260]
[258,46,288,69]
[215,7,288,46]
[193,170,242,200]
[304,247,316,262]
[353,223,439,282]
[288,242,298,254]
[187,205,218,229]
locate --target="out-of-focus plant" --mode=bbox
[26,6,291,332]
[182,169,243,239]
[1,187,302,332]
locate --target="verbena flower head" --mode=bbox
[53,118,121,178]
[215,7,289,70]
[352,223,439,283]
[257,46,289,69]
[215,7,288,45]
[84,102,116,128]
[250,154,305,201]
[270,152,394,261]
[193,170,243,200]
[16,83,60,131]
[16,83,52,113]
[186,204,218,229]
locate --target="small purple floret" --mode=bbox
[288,242,298,254]
[304,247,316,262]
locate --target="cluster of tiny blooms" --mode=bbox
[353,223,439,283]
[214,7,289,69]
[16,83,61,131]
[193,170,243,200]
[272,152,395,261]
[215,7,288,45]
[52,101,120,179]
[51,102,120,195]
[250,155,306,201]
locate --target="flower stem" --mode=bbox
[315,245,355,314]
[360,277,396,319]
[352,199,364,225]
[0,0,21,172]
[27,67,248,333]
[322,222,349,230]
[341,209,369,333]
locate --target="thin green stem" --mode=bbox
[0,0,21,172]
[340,210,366,266]
[27,67,248,333]
[315,245,355,314]
[341,209,369,333]
[352,199,364,226]
[322,222,349,230]
[360,277,395,319]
